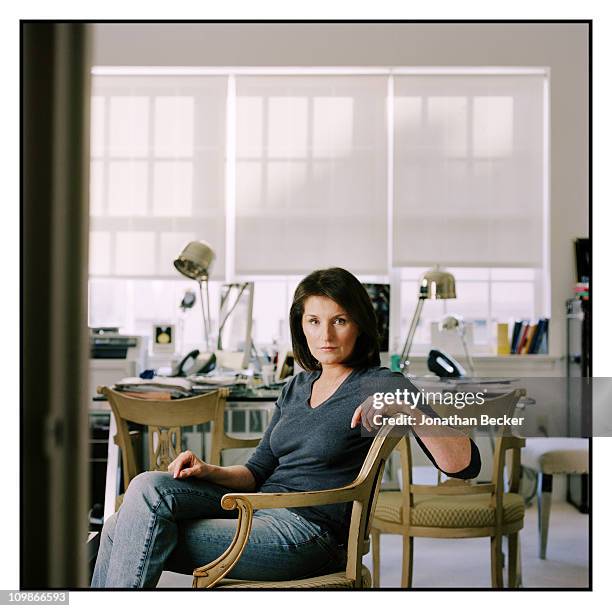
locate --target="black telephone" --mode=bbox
[427,349,466,378]
[173,350,216,377]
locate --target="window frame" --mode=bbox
[88,66,551,354]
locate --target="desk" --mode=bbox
[91,387,279,522]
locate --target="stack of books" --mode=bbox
[507,319,549,355]
[574,281,589,300]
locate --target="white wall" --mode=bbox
[92,22,589,358]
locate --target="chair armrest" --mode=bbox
[192,479,367,588]
[193,423,398,588]
[192,492,254,588]
[220,483,365,511]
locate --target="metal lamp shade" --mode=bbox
[419,267,456,300]
[173,241,215,281]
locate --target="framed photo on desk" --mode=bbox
[152,323,175,354]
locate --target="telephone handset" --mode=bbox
[174,350,217,377]
[427,349,466,378]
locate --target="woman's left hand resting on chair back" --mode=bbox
[167,450,257,491]
[351,398,473,476]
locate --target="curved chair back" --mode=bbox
[100,386,259,494]
[396,388,526,527]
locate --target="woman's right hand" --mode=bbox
[168,450,212,480]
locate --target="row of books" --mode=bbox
[509,319,549,354]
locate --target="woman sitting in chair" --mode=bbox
[91,267,480,588]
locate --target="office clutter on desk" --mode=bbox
[188,373,242,392]
[189,374,240,386]
[111,371,285,401]
[115,376,194,399]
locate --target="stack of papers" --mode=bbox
[115,376,193,398]
[188,374,239,387]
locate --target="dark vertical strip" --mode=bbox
[22,21,91,588]
[22,20,54,590]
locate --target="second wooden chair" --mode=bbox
[370,388,527,589]
[99,386,262,511]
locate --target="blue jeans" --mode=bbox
[91,471,346,588]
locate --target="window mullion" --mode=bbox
[226,74,236,283]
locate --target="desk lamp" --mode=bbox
[174,240,215,352]
[439,314,476,376]
[399,266,456,374]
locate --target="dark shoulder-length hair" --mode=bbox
[289,267,381,371]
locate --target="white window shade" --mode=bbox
[89,75,227,280]
[234,76,388,275]
[392,74,546,268]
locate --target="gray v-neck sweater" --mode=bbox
[244,366,480,544]
[244,367,396,543]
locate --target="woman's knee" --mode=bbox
[126,470,170,495]
[123,471,178,515]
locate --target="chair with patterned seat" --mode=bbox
[521,437,589,559]
[370,388,526,589]
[191,424,401,589]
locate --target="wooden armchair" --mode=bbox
[191,424,401,589]
[371,389,527,589]
[99,386,261,511]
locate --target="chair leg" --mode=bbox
[371,529,381,588]
[516,533,523,587]
[538,473,553,559]
[401,535,413,588]
[507,533,519,588]
[490,535,504,588]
